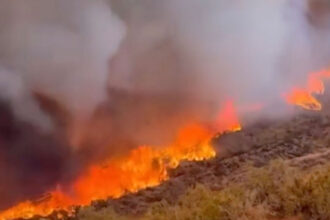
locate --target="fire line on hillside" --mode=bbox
[1,69,330,220]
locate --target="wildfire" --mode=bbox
[74,123,215,203]
[3,68,330,220]
[0,102,241,220]
[4,68,330,220]
[216,101,242,132]
[285,69,330,110]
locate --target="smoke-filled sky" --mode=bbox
[0,0,329,210]
[1,0,330,135]
[108,0,330,144]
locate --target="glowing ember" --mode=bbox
[0,102,241,220]
[285,69,330,111]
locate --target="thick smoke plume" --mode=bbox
[0,0,330,211]
[108,0,330,143]
[0,0,125,129]
[0,0,125,209]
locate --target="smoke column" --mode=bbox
[0,0,125,209]
[0,0,125,129]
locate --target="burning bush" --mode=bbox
[78,159,330,220]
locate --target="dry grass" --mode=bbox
[78,159,330,220]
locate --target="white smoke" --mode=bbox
[0,0,329,146]
[0,0,125,129]
[109,0,319,114]
[165,0,291,104]
[0,67,52,130]
[111,0,292,107]
[104,0,330,146]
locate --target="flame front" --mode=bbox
[285,70,330,110]
[74,123,215,203]
[0,102,241,220]
[3,68,330,220]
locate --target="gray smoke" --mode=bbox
[0,0,126,209]
[0,0,125,130]
[0,0,330,211]
[106,0,330,146]
[0,0,329,147]
[0,67,52,130]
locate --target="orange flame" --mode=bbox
[74,124,215,203]
[285,70,330,110]
[216,101,242,132]
[0,102,241,220]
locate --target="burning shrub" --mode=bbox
[78,159,330,220]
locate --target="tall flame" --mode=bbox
[285,70,330,110]
[0,101,241,220]
[216,101,242,132]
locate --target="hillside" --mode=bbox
[24,110,330,220]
